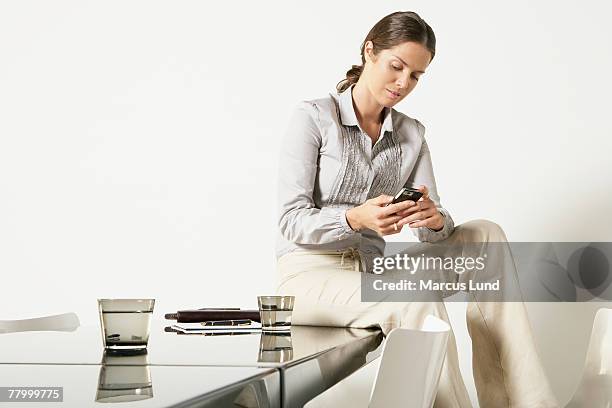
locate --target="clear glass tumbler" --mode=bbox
[257,295,294,332]
[98,299,155,350]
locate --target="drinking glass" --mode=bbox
[257,296,294,332]
[98,299,155,350]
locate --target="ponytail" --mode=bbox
[336,64,364,93]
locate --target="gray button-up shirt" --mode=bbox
[276,85,454,272]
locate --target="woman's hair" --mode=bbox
[336,11,436,93]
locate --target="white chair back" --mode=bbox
[566,308,612,408]
[369,315,450,408]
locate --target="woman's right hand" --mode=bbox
[345,195,417,236]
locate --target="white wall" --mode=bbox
[1,1,611,405]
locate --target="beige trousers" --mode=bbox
[276,220,559,408]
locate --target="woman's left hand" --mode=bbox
[395,185,445,231]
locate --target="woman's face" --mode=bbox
[362,40,432,108]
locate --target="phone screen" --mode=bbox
[391,188,423,204]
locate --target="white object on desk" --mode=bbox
[0,313,80,334]
[172,321,261,334]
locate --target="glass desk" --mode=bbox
[0,321,383,407]
[0,365,279,407]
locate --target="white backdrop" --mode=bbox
[1,1,611,405]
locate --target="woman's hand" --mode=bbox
[346,195,417,236]
[396,185,445,231]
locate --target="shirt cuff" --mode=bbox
[318,207,356,241]
[338,208,357,239]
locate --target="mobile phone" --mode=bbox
[390,187,423,204]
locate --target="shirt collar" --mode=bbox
[338,85,394,133]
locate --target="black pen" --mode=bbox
[164,308,241,320]
[165,309,260,323]
[202,319,252,326]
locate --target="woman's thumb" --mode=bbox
[373,194,393,206]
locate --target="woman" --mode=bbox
[276,11,558,408]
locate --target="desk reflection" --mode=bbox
[96,349,153,403]
[258,332,293,363]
